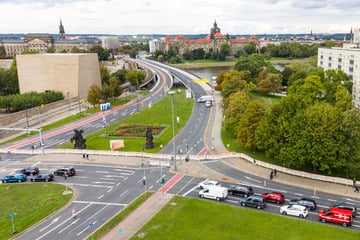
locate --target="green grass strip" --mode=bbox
[130,196,360,240]
[86,192,154,240]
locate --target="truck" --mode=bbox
[318,208,353,227]
[199,186,228,201]
[197,95,214,103]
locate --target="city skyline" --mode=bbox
[1,0,360,35]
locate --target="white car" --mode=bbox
[198,180,220,189]
[280,204,309,218]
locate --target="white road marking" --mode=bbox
[244,176,262,184]
[76,221,98,236]
[294,193,303,196]
[120,190,128,197]
[72,201,127,206]
[176,177,195,195]
[39,217,59,232]
[92,181,116,185]
[98,194,104,200]
[328,199,337,202]
[95,171,109,173]
[58,218,80,234]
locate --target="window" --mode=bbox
[338,58,342,62]
[349,67,354,72]
[350,59,354,65]
[320,55,323,59]
[338,65,342,70]
[329,57,332,61]
[328,63,332,67]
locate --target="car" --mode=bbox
[17,167,40,176]
[318,208,353,227]
[227,185,254,197]
[332,203,357,217]
[199,186,228,201]
[289,198,317,210]
[198,180,220,189]
[30,173,54,182]
[261,192,285,204]
[205,100,212,108]
[239,195,266,209]
[2,173,27,183]
[280,204,309,218]
[53,167,76,176]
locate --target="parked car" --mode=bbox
[261,192,285,204]
[53,167,76,176]
[318,208,353,227]
[289,198,317,210]
[199,186,228,201]
[332,203,357,217]
[2,173,27,183]
[31,173,54,182]
[280,204,309,218]
[227,185,254,197]
[198,180,220,189]
[17,167,40,176]
[239,195,266,209]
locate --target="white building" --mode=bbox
[318,29,360,108]
[99,36,119,49]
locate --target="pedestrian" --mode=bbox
[270,170,273,180]
[86,154,89,160]
[253,159,256,165]
[274,169,277,177]
[83,154,86,159]
[355,185,359,193]
[353,178,357,187]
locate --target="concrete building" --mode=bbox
[99,36,119,49]
[318,28,360,108]
[16,53,102,99]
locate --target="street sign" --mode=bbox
[9,214,14,219]
[89,221,94,227]
[118,229,123,235]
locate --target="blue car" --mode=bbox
[2,173,27,183]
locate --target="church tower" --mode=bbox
[59,19,65,39]
[210,20,221,39]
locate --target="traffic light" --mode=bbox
[185,156,190,162]
[161,178,165,184]
[142,176,146,185]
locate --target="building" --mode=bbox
[99,36,119,49]
[0,20,101,57]
[16,53,102,99]
[318,28,360,108]
[149,21,260,56]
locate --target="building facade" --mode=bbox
[318,28,360,108]
[149,21,260,56]
[0,20,101,57]
[16,53,102,99]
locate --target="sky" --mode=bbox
[1,0,359,35]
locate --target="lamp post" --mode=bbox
[168,90,176,171]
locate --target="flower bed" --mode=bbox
[108,124,166,137]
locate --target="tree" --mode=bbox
[109,76,123,99]
[219,43,230,57]
[46,47,55,53]
[101,83,113,102]
[221,70,248,99]
[256,70,282,94]
[126,70,146,88]
[236,101,267,148]
[71,46,80,53]
[100,65,110,85]
[87,84,102,107]
[111,69,127,84]
[0,46,6,58]
[335,84,352,111]
[89,45,110,61]
[243,41,257,55]
[234,54,270,81]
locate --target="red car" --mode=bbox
[261,192,285,204]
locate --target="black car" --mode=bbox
[31,173,54,182]
[18,167,40,176]
[289,198,317,210]
[54,167,76,176]
[333,203,357,217]
[227,185,254,197]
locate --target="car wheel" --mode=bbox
[342,222,348,227]
[257,205,261,209]
[241,202,246,207]
[283,211,287,215]
[200,195,204,198]
[276,200,280,204]
[321,219,326,223]
[46,179,49,182]
[299,214,304,218]
[216,197,220,201]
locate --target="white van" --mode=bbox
[197,95,214,103]
[199,186,228,201]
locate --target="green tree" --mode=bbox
[109,76,123,99]
[87,84,102,107]
[101,83,113,102]
[243,41,257,55]
[100,65,110,85]
[219,43,230,56]
[221,70,248,99]
[89,45,110,61]
[236,101,266,148]
[46,47,55,53]
[335,84,352,111]
[0,46,6,58]
[256,70,282,94]
[71,46,81,53]
[126,70,146,88]
[234,54,270,81]
[111,69,127,84]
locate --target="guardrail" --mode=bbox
[0,148,353,186]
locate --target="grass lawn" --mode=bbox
[172,59,237,69]
[59,90,194,153]
[130,196,360,240]
[0,183,73,239]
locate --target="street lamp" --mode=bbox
[168,90,177,171]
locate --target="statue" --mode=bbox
[145,127,154,149]
[70,129,87,149]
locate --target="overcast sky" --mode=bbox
[1,0,359,35]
